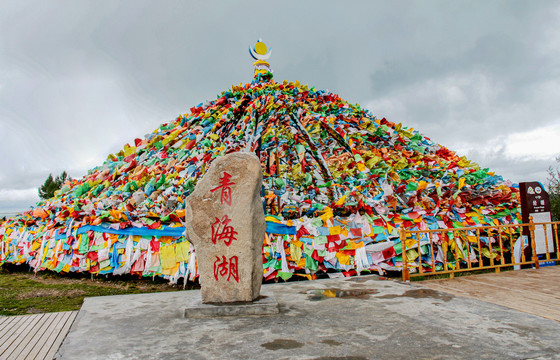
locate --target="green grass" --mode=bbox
[0,266,196,316]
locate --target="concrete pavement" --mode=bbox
[55,274,560,359]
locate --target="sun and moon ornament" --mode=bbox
[249,39,273,83]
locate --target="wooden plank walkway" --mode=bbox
[0,311,78,360]
[422,266,560,321]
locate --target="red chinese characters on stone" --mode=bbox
[209,171,240,283]
[210,172,235,206]
[211,215,238,246]
[213,255,239,282]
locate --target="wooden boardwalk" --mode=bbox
[422,266,560,321]
[0,311,77,360]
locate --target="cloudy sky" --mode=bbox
[1,0,559,214]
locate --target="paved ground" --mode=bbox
[56,271,560,360]
[423,266,560,321]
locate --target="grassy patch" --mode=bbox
[0,265,197,316]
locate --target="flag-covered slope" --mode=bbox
[0,77,520,282]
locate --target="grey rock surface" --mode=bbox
[185,152,265,303]
[56,275,560,360]
[184,290,279,318]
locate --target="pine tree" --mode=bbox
[38,171,71,200]
[56,171,69,187]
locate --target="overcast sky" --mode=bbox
[1,0,559,214]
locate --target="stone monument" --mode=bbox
[185,152,266,304]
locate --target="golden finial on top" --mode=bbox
[249,38,272,77]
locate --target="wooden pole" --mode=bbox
[554,223,560,261]
[476,229,483,268]
[417,233,423,275]
[428,232,436,273]
[529,216,539,269]
[400,227,410,282]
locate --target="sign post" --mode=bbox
[519,182,553,257]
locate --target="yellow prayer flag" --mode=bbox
[175,241,190,262]
[289,243,302,263]
[320,207,334,222]
[335,195,346,206]
[329,226,342,235]
[160,244,177,270]
[335,252,352,265]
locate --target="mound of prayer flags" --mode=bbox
[0,71,520,283]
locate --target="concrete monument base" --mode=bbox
[184,290,278,318]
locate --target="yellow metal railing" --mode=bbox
[400,218,560,281]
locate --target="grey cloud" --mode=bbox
[1,0,559,212]
[463,147,558,185]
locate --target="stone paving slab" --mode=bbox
[55,275,560,360]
